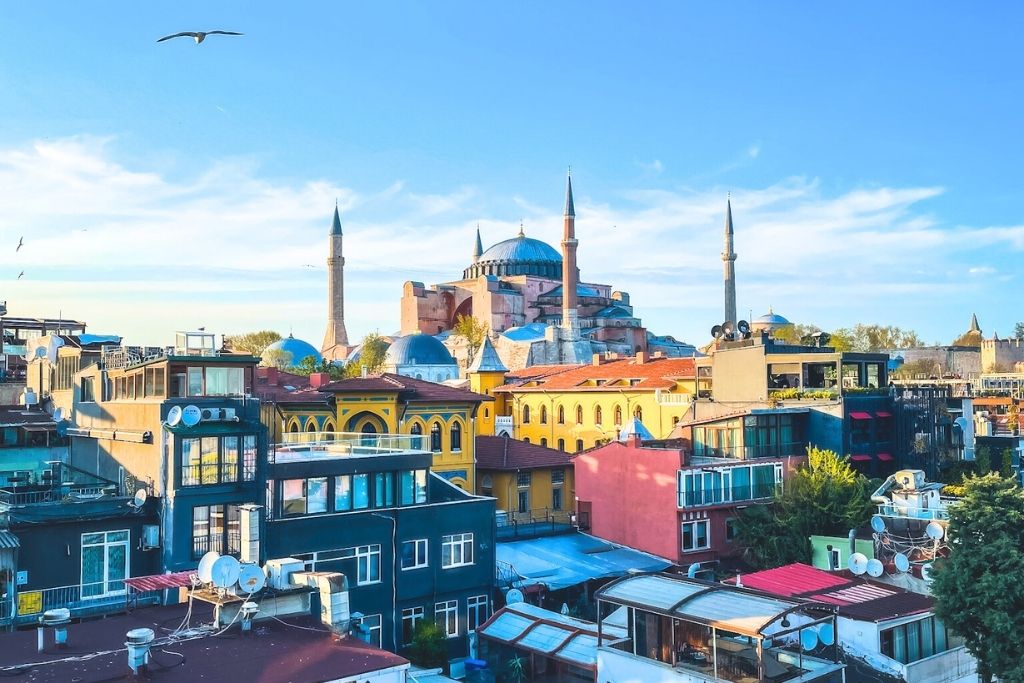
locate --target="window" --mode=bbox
[518,489,529,513]
[242,435,257,481]
[353,473,370,509]
[595,406,603,425]
[540,405,548,424]
[188,367,203,396]
[402,607,424,645]
[552,487,563,511]
[281,478,327,516]
[450,422,462,452]
[356,544,381,585]
[81,530,129,597]
[677,464,782,507]
[180,435,251,486]
[576,439,584,452]
[205,367,245,396]
[435,600,459,638]
[827,545,841,569]
[401,539,428,570]
[576,406,583,424]
[399,470,428,505]
[335,475,352,511]
[517,471,532,487]
[634,406,643,422]
[880,616,955,664]
[551,468,565,485]
[222,436,239,484]
[557,438,565,451]
[540,437,547,447]
[359,614,382,647]
[430,422,442,452]
[80,376,95,402]
[682,520,710,552]
[192,505,241,558]
[410,422,422,436]
[614,406,623,425]
[726,518,738,542]
[467,595,489,632]
[441,533,474,568]
[374,472,394,507]
[522,405,530,424]
[557,406,565,424]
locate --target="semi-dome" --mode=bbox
[385,333,456,366]
[463,230,566,280]
[262,334,322,366]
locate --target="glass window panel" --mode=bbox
[307,477,328,514]
[227,505,241,554]
[222,436,239,483]
[731,466,751,501]
[187,367,203,396]
[399,471,414,506]
[82,532,105,546]
[414,470,427,504]
[201,437,220,484]
[182,438,202,486]
[81,545,105,595]
[374,472,394,507]
[335,475,352,511]
[242,435,257,481]
[106,543,127,593]
[353,474,369,509]
[283,479,306,515]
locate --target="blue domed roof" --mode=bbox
[386,334,456,366]
[262,335,322,366]
[478,234,562,265]
[754,310,792,325]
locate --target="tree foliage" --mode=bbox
[452,314,489,364]
[343,332,390,378]
[931,474,1024,682]
[260,348,293,370]
[1015,321,1024,340]
[772,323,921,353]
[292,355,345,380]
[225,330,282,356]
[407,621,448,670]
[892,358,944,380]
[735,447,874,569]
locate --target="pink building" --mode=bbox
[573,433,804,567]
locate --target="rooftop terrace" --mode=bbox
[271,431,429,463]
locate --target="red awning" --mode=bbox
[850,454,872,462]
[877,453,894,461]
[849,412,873,420]
[876,411,893,418]
[125,570,195,592]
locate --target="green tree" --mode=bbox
[292,356,345,380]
[975,446,992,474]
[408,621,447,670]
[892,358,944,380]
[1014,321,1024,339]
[225,330,282,356]
[260,347,293,370]
[735,447,874,569]
[344,332,389,378]
[452,314,488,365]
[931,474,1024,682]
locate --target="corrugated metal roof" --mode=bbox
[516,623,573,653]
[812,583,896,606]
[124,571,195,592]
[599,574,709,611]
[0,530,19,549]
[678,591,798,634]
[732,563,850,597]
[558,634,601,665]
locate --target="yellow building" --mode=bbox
[475,435,574,520]
[257,368,490,492]
[468,337,509,437]
[487,352,702,451]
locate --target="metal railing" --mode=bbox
[192,533,241,559]
[496,508,578,540]
[876,501,956,521]
[0,484,116,507]
[272,432,429,462]
[11,581,162,624]
[693,442,807,460]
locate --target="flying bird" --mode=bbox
[17,271,24,280]
[16,237,23,252]
[157,30,243,44]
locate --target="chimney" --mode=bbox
[361,365,368,378]
[635,351,647,365]
[626,432,643,449]
[259,366,279,386]
[592,353,603,366]
[309,372,331,389]
[239,504,262,564]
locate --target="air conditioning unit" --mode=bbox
[222,407,237,421]
[201,408,222,421]
[142,524,160,549]
[265,558,305,590]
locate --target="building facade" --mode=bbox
[475,435,574,519]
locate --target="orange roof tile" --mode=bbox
[495,356,696,393]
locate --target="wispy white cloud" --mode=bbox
[636,159,664,173]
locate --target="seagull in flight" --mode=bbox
[157,30,243,44]
[17,271,24,280]
[16,237,23,252]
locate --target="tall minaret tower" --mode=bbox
[722,196,738,325]
[321,204,349,359]
[472,224,483,263]
[561,172,579,336]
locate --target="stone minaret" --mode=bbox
[561,172,579,335]
[472,225,483,263]
[722,197,738,325]
[321,204,349,359]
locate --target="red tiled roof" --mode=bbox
[495,357,697,393]
[320,373,492,403]
[476,435,574,470]
[733,563,850,597]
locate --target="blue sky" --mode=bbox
[1,3,1022,347]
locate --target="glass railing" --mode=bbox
[272,432,429,462]
[680,483,780,508]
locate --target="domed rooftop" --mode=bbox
[385,333,456,366]
[463,229,567,280]
[754,310,792,326]
[262,335,322,366]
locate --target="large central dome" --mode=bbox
[463,232,564,279]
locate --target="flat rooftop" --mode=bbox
[0,602,407,682]
[272,432,429,463]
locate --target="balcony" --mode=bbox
[271,431,428,463]
[496,507,579,540]
[679,483,780,508]
[693,442,807,461]
[6,581,161,626]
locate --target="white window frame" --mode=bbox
[80,529,130,598]
[402,606,424,645]
[441,533,474,568]
[435,600,459,638]
[401,538,429,571]
[361,613,382,647]
[356,544,382,585]
[467,594,489,632]
[681,520,710,553]
[828,546,842,570]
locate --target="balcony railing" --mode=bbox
[876,501,956,521]
[272,431,428,463]
[8,582,161,625]
[693,442,807,460]
[0,484,117,508]
[496,508,580,540]
[679,483,780,508]
[192,533,241,559]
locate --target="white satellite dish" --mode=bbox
[870,515,886,533]
[925,521,945,540]
[197,551,221,584]
[166,406,183,427]
[894,553,910,573]
[237,564,266,593]
[817,623,836,646]
[130,488,148,509]
[211,555,241,589]
[181,405,201,427]
[800,628,819,651]
[505,588,524,605]
[921,563,934,583]
[53,407,67,422]
[848,552,868,575]
[866,559,884,578]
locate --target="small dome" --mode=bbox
[754,310,791,326]
[262,335,322,366]
[385,333,456,366]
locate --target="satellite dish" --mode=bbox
[870,515,886,533]
[848,553,868,575]
[505,588,524,605]
[53,407,67,422]
[722,321,735,339]
[926,521,945,540]
[34,346,47,359]
[237,563,266,593]
[800,628,819,651]
[711,325,724,339]
[737,320,751,335]
[181,405,201,427]
[921,563,934,583]
[866,559,884,578]
[894,553,910,573]
[130,488,148,509]
[197,551,221,584]
[211,555,241,589]
[166,406,183,427]
[817,623,836,646]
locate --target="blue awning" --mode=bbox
[496,532,670,592]
[0,530,20,549]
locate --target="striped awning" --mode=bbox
[0,530,20,549]
[125,570,195,592]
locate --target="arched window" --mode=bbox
[595,406,603,425]
[430,422,442,452]
[288,421,299,433]
[306,421,317,433]
[576,439,584,452]
[634,406,643,422]
[523,437,531,444]
[557,406,565,424]
[450,422,462,452]
[323,422,336,441]
[522,405,531,424]
[557,438,565,451]
[410,422,423,435]
[614,406,623,425]
[540,437,548,447]
[484,407,490,418]
[361,422,377,447]
[576,406,583,425]
[540,405,548,424]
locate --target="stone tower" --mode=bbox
[321,204,349,360]
[561,172,579,335]
[722,197,738,325]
